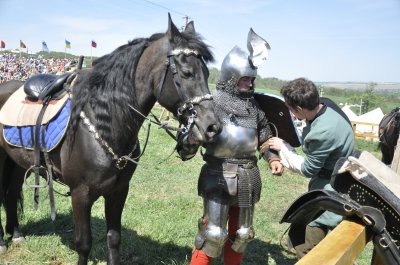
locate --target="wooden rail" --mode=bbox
[351,121,379,142]
[296,135,400,265]
[296,220,384,265]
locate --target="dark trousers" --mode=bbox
[288,224,328,260]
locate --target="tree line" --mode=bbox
[208,67,399,115]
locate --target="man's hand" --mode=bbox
[270,160,284,176]
[267,137,285,151]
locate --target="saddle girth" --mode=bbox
[22,72,77,220]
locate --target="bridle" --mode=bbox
[155,44,213,134]
[81,42,214,170]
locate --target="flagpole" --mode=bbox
[91,46,93,67]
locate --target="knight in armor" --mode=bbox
[176,29,283,265]
[267,77,355,259]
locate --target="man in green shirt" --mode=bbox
[267,77,354,259]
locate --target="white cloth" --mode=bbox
[279,142,304,174]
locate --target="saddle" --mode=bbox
[281,151,400,264]
[24,73,73,102]
[1,73,77,221]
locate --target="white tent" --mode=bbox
[341,105,358,121]
[353,107,384,141]
[356,107,384,124]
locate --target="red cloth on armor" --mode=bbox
[190,249,214,265]
[224,207,244,265]
[190,206,244,265]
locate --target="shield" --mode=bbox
[254,92,301,147]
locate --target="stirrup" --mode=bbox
[24,165,50,188]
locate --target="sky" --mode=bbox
[1,0,399,83]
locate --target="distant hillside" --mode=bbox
[317,82,400,90]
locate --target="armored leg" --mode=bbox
[231,205,255,253]
[194,195,230,258]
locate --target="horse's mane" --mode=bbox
[67,31,213,152]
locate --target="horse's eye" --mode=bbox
[182,69,195,79]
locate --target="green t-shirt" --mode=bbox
[301,106,354,227]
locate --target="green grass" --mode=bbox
[0,108,380,264]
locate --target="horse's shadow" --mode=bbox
[19,213,297,264]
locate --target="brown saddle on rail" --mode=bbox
[281,151,400,265]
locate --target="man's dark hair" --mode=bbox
[280,77,319,110]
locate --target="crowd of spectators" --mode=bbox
[0,53,75,83]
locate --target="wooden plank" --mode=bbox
[351,121,379,141]
[296,220,370,265]
[391,135,400,174]
[352,121,379,126]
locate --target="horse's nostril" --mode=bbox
[206,124,221,138]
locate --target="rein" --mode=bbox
[80,44,213,170]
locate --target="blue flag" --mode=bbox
[42,41,49,52]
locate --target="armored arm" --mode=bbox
[258,112,281,166]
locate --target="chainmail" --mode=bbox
[200,156,262,207]
[237,166,262,207]
[213,84,273,143]
[195,80,272,207]
[213,88,264,129]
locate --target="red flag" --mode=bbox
[91,40,97,48]
[0,40,5,48]
[20,40,26,49]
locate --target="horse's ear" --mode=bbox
[167,13,182,41]
[184,21,196,35]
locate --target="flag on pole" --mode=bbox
[65,39,71,49]
[91,40,97,48]
[42,41,49,52]
[20,40,26,49]
[0,40,5,48]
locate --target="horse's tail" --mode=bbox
[0,155,24,217]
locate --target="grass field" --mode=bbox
[0,108,382,265]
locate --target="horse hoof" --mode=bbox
[0,245,7,255]
[12,236,26,245]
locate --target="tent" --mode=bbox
[353,107,384,141]
[341,105,358,121]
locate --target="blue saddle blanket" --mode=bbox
[3,100,71,151]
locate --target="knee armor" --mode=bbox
[194,217,228,258]
[231,226,255,253]
[231,206,255,253]
[194,197,230,258]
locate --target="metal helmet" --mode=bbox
[217,28,271,94]
[218,46,257,85]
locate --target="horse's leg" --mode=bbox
[0,152,7,254]
[0,226,5,254]
[71,185,95,265]
[4,163,25,244]
[104,184,129,265]
[380,143,393,165]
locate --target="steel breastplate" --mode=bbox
[206,124,258,158]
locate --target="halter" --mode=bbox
[156,44,213,134]
[80,43,214,170]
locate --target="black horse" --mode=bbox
[379,107,400,165]
[0,15,221,264]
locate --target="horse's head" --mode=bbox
[150,14,221,144]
